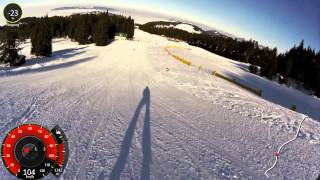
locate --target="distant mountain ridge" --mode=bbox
[145,21,246,40]
[51,6,246,41]
[52,6,115,11]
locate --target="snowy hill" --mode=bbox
[0,28,319,179]
[168,46,320,121]
[155,23,202,34]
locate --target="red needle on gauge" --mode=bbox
[23,147,30,154]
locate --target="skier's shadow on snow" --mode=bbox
[107,86,152,180]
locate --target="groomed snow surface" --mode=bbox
[168,46,320,121]
[0,29,320,180]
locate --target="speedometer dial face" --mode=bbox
[1,124,58,179]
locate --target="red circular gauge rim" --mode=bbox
[1,124,58,176]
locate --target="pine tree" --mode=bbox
[126,17,135,39]
[75,17,91,44]
[31,16,52,57]
[0,28,24,66]
[93,17,109,46]
[68,15,79,40]
[108,24,116,39]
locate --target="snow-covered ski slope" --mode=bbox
[1,29,320,180]
[168,46,320,121]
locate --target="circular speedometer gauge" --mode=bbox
[2,124,59,179]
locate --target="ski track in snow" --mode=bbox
[0,29,320,180]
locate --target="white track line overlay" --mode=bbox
[264,116,308,178]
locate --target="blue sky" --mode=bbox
[1,0,319,52]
